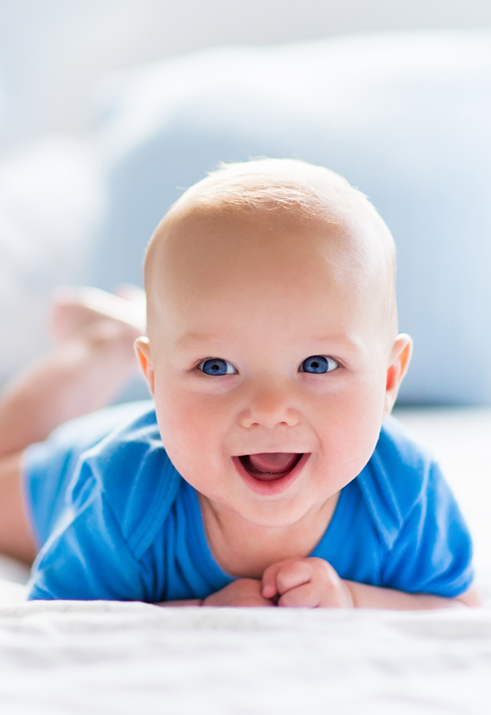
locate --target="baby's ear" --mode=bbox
[135,337,155,394]
[384,333,413,417]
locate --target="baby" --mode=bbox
[0,159,481,608]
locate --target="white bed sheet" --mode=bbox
[0,408,490,714]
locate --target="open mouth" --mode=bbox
[238,452,304,481]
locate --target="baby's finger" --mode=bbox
[275,559,312,595]
[263,559,313,599]
[278,582,320,608]
[261,562,283,599]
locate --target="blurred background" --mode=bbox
[0,1,490,405]
[2,0,491,147]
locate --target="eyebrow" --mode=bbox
[175,332,222,349]
[176,332,363,352]
[311,334,363,349]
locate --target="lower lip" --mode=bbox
[232,453,310,496]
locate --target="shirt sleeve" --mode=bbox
[27,459,150,601]
[379,460,474,598]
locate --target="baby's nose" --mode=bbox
[239,384,300,429]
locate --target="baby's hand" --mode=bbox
[262,557,354,608]
[203,578,276,607]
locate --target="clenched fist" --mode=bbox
[262,557,354,608]
[203,578,276,607]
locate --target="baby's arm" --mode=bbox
[160,579,276,607]
[342,578,482,609]
[157,561,481,608]
[204,578,275,607]
[261,557,482,610]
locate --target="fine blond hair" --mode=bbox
[144,158,397,340]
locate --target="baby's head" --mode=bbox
[136,159,412,528]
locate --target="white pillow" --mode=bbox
[89,30,491,405]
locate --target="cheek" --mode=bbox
[313,373,387,471]
[153,381,226,471]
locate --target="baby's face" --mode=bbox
[139,210,406,529]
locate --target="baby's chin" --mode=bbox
[183,451,340,528]
[213,491,329,532]
[237,501,327,531]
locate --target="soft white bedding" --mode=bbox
[0,408,490,714]
[1,603,491,714]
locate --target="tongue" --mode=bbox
[247,453,299,475]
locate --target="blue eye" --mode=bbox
[198,358,238,376]
[299,355,338,374]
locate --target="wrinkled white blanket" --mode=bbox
[0,408,490,714]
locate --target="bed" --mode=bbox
[0,407,490,715]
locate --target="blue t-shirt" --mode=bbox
[23,402,474,602]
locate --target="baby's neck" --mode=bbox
[198,492,339,579]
